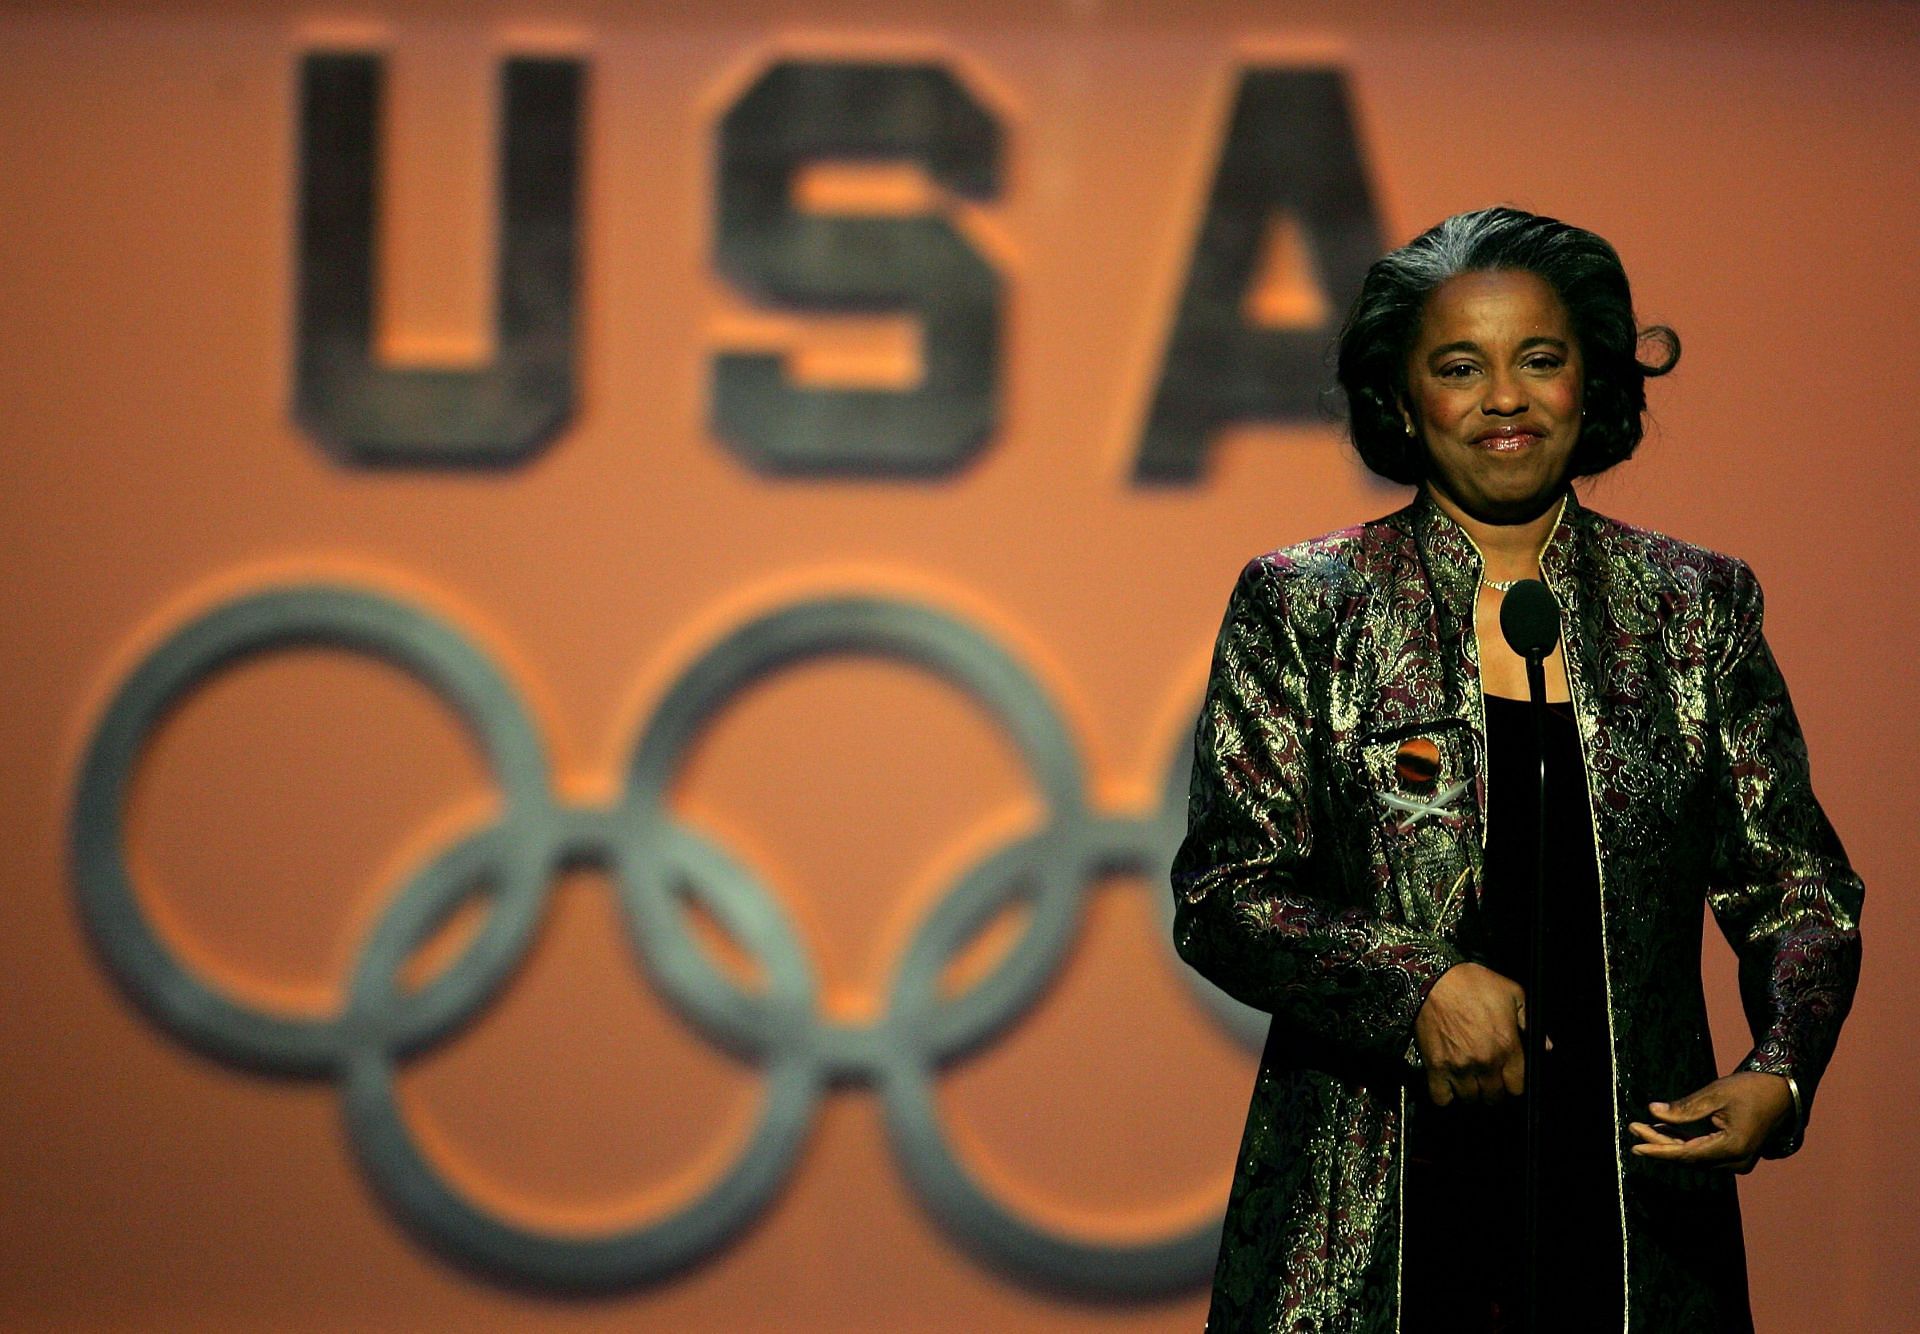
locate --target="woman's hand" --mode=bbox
[1413,962,1528,1105]
[1627,1072,1794,1173]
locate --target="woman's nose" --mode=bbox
[1481,370,1527,415]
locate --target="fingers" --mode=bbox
[1430,1061,1522,1105]
[1501,1044,1526,1099]
[1626,1120,1687,1147]
[1628,1127,1743,1169]
[1428,1052,1521,1105]
[1426,1066,1512,1106]
[1649,1088,1721,1125]
[1631,1099,1760,1172]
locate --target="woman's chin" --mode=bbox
[1431,480,1568,528]
[1480,492,1564,525]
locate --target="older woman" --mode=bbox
[1171,207,1861,1331]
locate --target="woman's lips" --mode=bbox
[1472,431,1540,453]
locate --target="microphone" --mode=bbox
[1495,573,1562,1334]
[1499,579,1561,662]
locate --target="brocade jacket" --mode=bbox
[1170,489,1862,1332]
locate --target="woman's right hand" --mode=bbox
[1413,962,1528,1105]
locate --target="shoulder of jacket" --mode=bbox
[1251,514,1412,586]
[1580,508,1758,605]
[1241,522,1380,614]
[1235,517,1409,643]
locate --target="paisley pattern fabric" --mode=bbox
[1171,488,1863,1332]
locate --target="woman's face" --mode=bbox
[1401,269,1584,525]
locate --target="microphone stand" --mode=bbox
[1521,646,1549,1334]
[1500,576,1561,1334]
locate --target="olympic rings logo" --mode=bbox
[71,579,1264,1295]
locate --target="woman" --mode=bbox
[1170,207,1862,1331]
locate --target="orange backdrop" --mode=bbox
[4,1,1916,1329]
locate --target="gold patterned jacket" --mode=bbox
[1171,488,1863,1332]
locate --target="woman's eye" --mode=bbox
[1438,363,1479,380]
[1523,355,1565,372]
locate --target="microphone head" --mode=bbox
[1498,579,1562,660]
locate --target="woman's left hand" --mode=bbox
[1626,1072,1794,1173]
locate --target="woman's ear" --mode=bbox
[1397,401,1417,439]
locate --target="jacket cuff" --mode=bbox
[1736,1049,1805,1157]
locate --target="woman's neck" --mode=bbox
[1424,485,1566,583]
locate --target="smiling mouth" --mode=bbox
[1472,431,1541,454]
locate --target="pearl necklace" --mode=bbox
[1482,578,1522,592]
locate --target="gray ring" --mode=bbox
[70,578,1263,1295]
[71,585,551,1073]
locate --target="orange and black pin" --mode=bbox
[1394,738,1441,794]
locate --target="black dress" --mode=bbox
[1400,694,1625,1331]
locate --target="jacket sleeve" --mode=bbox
[1169,556,1462,1071]
[1706,560,1864,1157]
